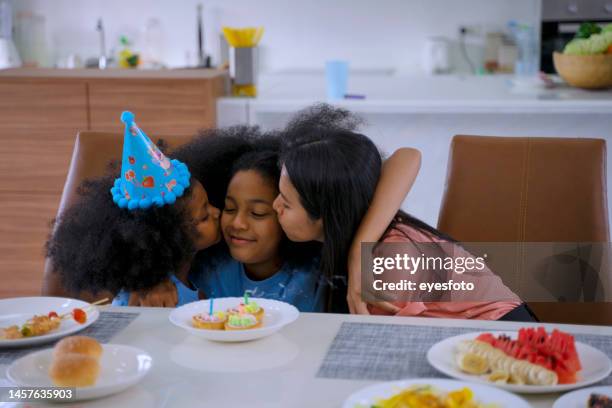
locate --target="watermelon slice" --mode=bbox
[476,327,581,384]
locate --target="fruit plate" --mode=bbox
[7,344,152,401]
[169,297,299,342]
[342,378,530,408]
[0,297,100,348]
[553,385,612,408]
[427,331,612,394]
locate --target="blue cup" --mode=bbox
[325,60,349,100]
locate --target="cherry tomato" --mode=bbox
[48,311,59,319]
[72,308,87,324]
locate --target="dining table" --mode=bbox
[1,306,611,408]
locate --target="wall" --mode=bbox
[13,0,540,74]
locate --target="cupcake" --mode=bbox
[224,313,261,331]
[228,301,264,323]
[243,301,264,323]
[192,311,227,330]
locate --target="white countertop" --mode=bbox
[2,307,611,408]
[219,74,612,114]
[0,68,226,80]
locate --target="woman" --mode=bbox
[273,104,536,321]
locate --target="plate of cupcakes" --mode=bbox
[169,294,299,342]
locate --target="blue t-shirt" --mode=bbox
[112,275,200,306]
[190,252,327,312]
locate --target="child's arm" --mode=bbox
[128,278,178,307]
[347,147,421,314]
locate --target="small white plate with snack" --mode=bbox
[169,297,299,342]
[553,385,612,408]
[0,297,102,348]
[342,378,530,408]
[427,328,612,394]
[7,336,152,402]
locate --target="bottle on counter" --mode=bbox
[509,21,538,76]
[141,18,164,69]
[118,35,140,69]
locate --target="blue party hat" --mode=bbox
[110,111,191,210]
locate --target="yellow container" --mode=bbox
[223,27,264,97]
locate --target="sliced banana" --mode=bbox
[456,352,489,375]
[455,340,558,386]
[488,370,509,383]
[509,373,525,385]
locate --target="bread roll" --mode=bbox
[53,336,103,360]
[48,354,100,387]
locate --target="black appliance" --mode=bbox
[541,0,612,73]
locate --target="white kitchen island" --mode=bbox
[218,74,612,229]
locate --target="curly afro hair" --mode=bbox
[281,103,364,149]
[172,126,259,209]
[46,126,261,295]
[46,176,197,295]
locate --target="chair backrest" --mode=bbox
[438,135,609,242]
[42,131,194,299]
[437,135,611,325]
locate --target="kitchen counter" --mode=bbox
[0,67,227,80]
[217,73,612,232]
[219,74,612,116]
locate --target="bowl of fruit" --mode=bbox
[553,22,612,89]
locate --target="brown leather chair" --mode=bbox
[437,135,611,325]
[42,131,194,300]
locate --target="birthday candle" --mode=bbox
[209,298,213,315]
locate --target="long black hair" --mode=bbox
[279,104,452,312]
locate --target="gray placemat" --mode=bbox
[317,322,612,386]
[0,311,139,365]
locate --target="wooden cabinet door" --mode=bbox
[0,81,87,297]
[0,81,88,193]
[0,192,61,298]
[88,79,219,136]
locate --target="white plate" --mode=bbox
[169,297,299,342]
[553,385,612,408]
[342,378,530,408]
[427,331,612,394]
[7,344,152,401]
[0,297,100,348]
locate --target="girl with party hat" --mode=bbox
[123,131,324,311]
[46,112,251,305]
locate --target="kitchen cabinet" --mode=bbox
[0,68,227,298]
[89,79,222,134]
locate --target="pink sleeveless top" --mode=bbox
[367,224,521,320]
